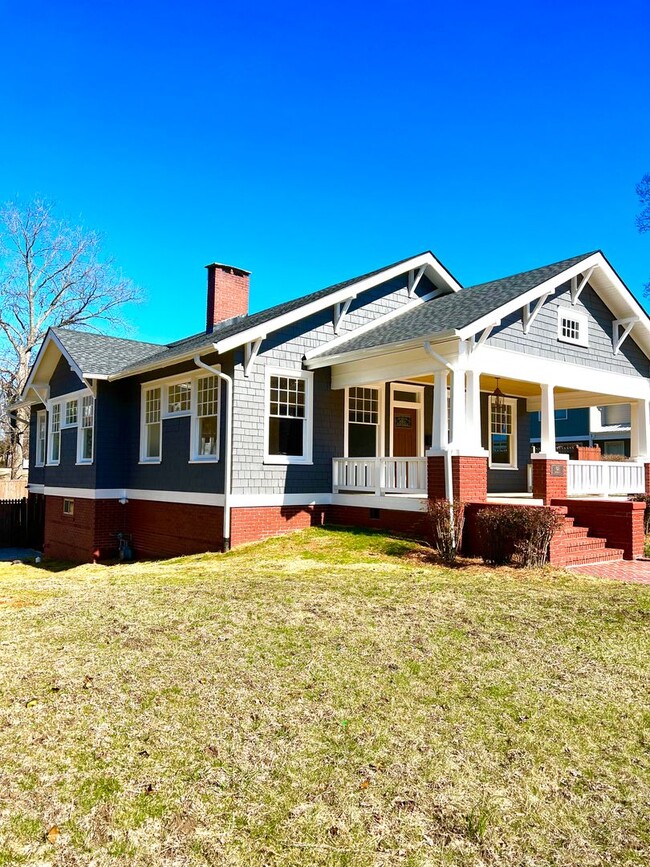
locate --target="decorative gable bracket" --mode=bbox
[468,320,501,353]
[333,296,356,334]
[612,317,639,355]
[570,266,596,305]
[407,265,426,298]
[522,293,552,334]
[244,336,264,377]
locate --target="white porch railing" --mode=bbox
[332,457,428,496]
[567,460,645,496]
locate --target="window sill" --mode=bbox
[138,460,162,465]
[75,461,94,466]
[188,458,219,464]
[45,462,60,467]
[263,458,313,466]
[489,464,519,471]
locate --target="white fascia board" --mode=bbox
[472,344,650,400]
[456,253,603,341]
[213,253,460,355]
[303,288,444,362]
[306,330,458,370]
[108,348,214,381]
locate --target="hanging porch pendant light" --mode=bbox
[492,377,505,410]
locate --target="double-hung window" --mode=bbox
[265,369,313,463]
[141,386,162,461]
[35,410,47,467]
[64,399,78,427]
[48,403,61,464]
[192,374,219,460]
[167,381,192,415]
[489,396,517,469]
[347,386,380,457]
[78,395,94,463]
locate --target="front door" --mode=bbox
[392,407,418,456]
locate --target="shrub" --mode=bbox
[428,499,465,564]
[475,506,563,567]
[629,493,650,533]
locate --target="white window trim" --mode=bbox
[35,410,47,467]
[62,398,79,429]
[190,373,220,462]
[47,401,62,466]
[489,396,518,470]
[140,384,163,464]
[139,369,222,464]
[344,383,385,458]
[557,307,589,347]
[389,382,425,457]
[163,375,193,418]
[263,366,314,465]
[76,395,95,465]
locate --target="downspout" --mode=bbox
[194,356,233,552]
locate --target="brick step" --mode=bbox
[561,548,625,566]
[561,526,591,539]
[561,536,611,552]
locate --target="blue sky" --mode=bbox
[1,0,649,344]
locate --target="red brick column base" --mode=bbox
[452,456,488,503]
[532,458,568,505]
[427,456,446,500]
[645,463,650,495]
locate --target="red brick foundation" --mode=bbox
[645,463,650,495]
[327,504,431,541]
[532,458,568,504]
[44,496,224,562]
[230,505,326,547]
[427,456,446,500]
[551,498,645,560]
[44,496,127,562]
[127,500,224,558]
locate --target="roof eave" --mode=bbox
[304,330,460,369]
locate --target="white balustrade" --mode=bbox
[567,460,645,496]
[332,457,427,496]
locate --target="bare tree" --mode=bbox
[636,174,650,234]
[0,199,140,478]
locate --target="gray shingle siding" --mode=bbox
[230,276,430,495]
[487,281,649,378]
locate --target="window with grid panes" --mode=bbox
[65,399,78,426]
[193,375,219,459]
[79,396,94,462]
[142,387,162,460]
[268,375,307,457]
[49,403,61,463]
[489,397,516,467]
[347,387,379,457]
[36,410,46,466]
[167,381,191,414]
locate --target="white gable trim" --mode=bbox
[212,252,461,355]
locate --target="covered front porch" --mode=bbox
[327,360,650,505]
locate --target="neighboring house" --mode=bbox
[18,249,650,563]
[530,405,632,457]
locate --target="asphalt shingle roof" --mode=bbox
[52,328,164,377]
[48,251,597,378]
[312,252,597,359]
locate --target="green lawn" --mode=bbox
[1,528,649,866]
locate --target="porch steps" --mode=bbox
[552,516,624,567]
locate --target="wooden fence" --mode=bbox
[0,496,45,549]
[0,479,28,499]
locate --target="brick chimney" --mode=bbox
[205,262,251,332]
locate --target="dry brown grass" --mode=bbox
[0,528,649,865]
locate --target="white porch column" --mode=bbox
[431,369,448,451]
[630,399,650,460]
[539,383,559,458]
[449,368,466,451]
[464,370,483,452]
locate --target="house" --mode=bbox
[19,249,650,564]
[530,405,632,457]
